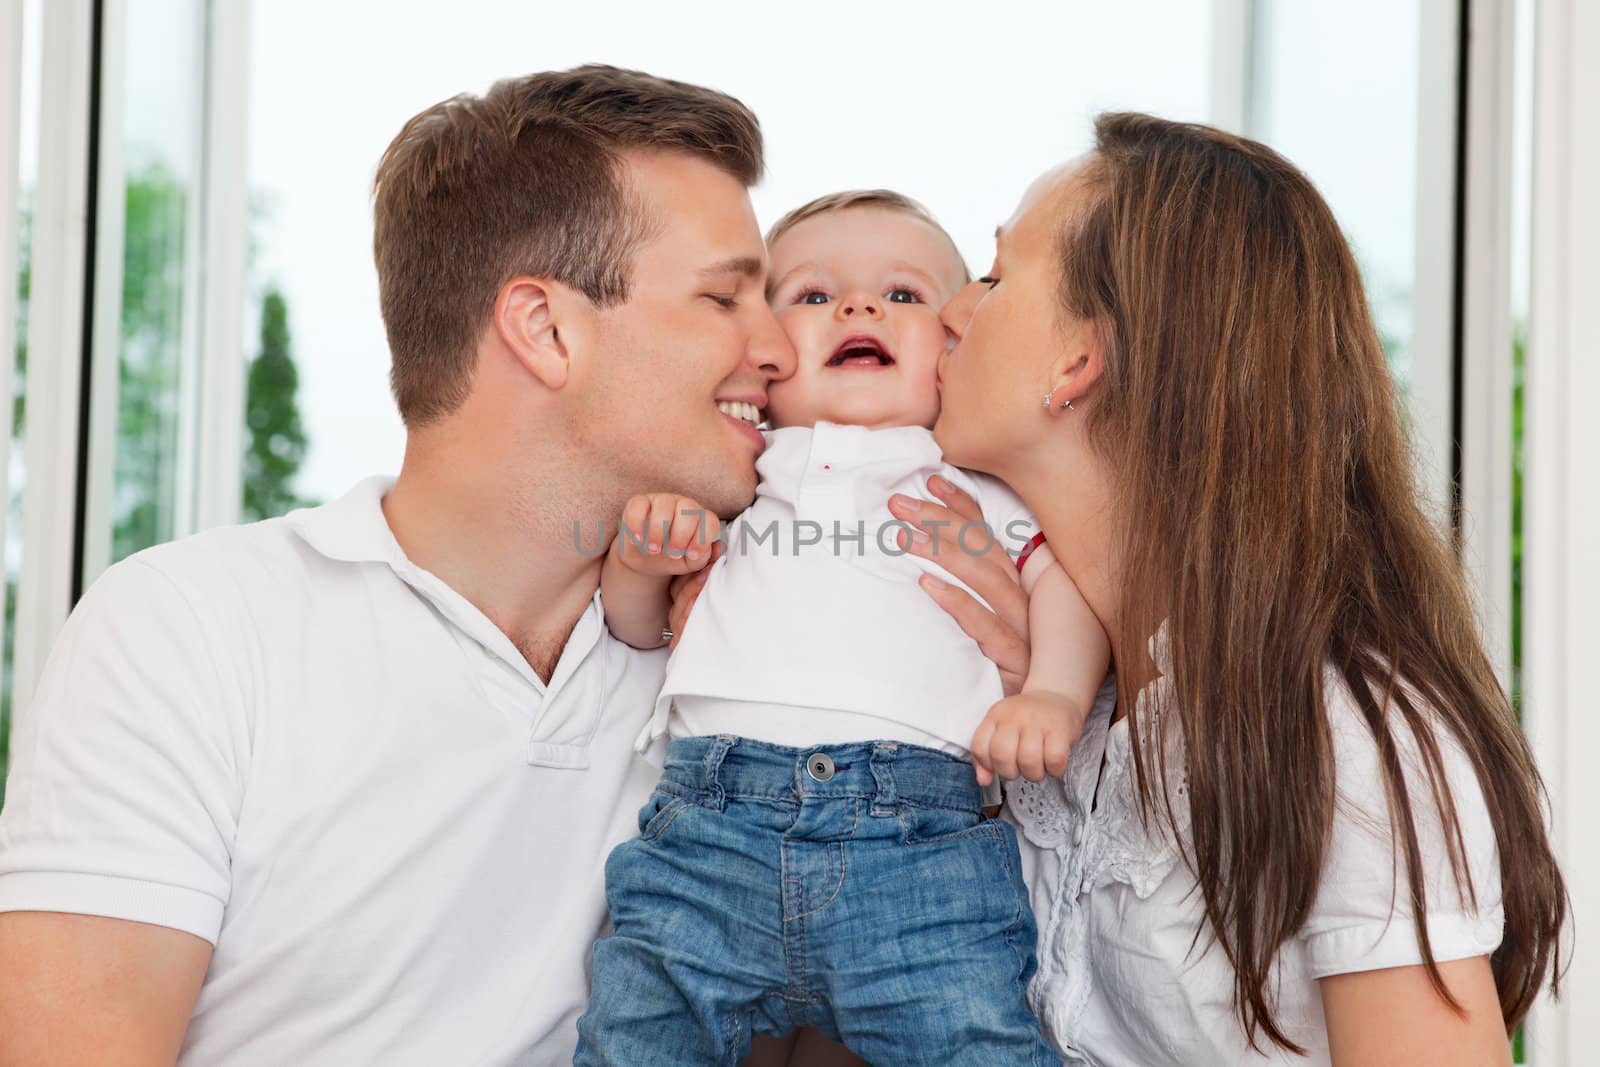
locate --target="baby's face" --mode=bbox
[764,209,968,431]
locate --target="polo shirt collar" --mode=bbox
[761,421,945,475]
[286,476,604,698]
[286,476,404,565]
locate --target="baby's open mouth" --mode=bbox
[827,335,896,369]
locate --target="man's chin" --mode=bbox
[704,473,759,520]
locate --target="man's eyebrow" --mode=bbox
[698,256,765,281]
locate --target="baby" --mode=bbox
[574,191,1109,1066]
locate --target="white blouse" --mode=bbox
[1006,631,1505,1065]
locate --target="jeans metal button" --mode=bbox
[806,752,835,782]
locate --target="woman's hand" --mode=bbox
[888,475,1031,693]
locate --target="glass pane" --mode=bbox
[106,0,206,563]
[1250,0,1421,391]
[248,0,1215,510]
[2,0,45,805]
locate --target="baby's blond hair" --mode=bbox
[764,189,970,289]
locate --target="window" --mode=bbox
[88,0,211,571]
[1248,0,1455,513]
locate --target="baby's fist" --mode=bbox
[969,691,1087,787]
[612,494,721,576]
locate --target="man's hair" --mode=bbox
[764,189,970,285]
[372,64,764,426]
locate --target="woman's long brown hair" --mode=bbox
[1061,113,1566,1052]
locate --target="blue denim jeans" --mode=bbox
[574,736,1056,1066]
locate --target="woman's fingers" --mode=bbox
[911,473,974,517]
[888,484,1029,643]
[916,574,1030,694]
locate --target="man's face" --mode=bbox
[573,151,796,519]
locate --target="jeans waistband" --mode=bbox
[659,735,985,814]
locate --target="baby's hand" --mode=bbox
[612,494,721,577]
[970,691,1088,787]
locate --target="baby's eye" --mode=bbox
[798,291,830,305]
[886,288,922,304]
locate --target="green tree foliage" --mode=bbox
[113,164,188,561]
[242,287,312,522]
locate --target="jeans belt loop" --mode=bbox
[702,735,734,811]
[869,742,899,816]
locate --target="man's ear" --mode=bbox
[1046,316,1107,406]
[493,277,591,391]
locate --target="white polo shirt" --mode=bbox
[648,422,1038,756]
[0,477,665,1066]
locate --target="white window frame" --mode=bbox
[1459,0,1518,689]
[193,2,250,536]
[11,0,95,714]
[1524,0,1600,1059]
[1408,0,1465,529]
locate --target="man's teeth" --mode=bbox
[717,400,762,426]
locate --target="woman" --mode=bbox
[689,112,1565,1065]
[915,112,1567,1064]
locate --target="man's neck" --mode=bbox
[381,435,613,684]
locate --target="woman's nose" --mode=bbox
[939,281,982,339]
[835,290,883,320]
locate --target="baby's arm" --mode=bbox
[969,543,1110,786]
[599,493,721,650]
[1016,544,1109,710]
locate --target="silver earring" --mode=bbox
[1043,391,1074,412]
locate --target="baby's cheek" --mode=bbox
[764,375,811,429]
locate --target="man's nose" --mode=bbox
[748,305,798,381]
[835,290,884,321]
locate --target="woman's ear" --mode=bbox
[493,277,590,391]
[1046,316,1106,407]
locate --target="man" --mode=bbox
[0,65,794,1064]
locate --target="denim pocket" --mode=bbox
[637,791,693,842]
[897,802,990,844]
